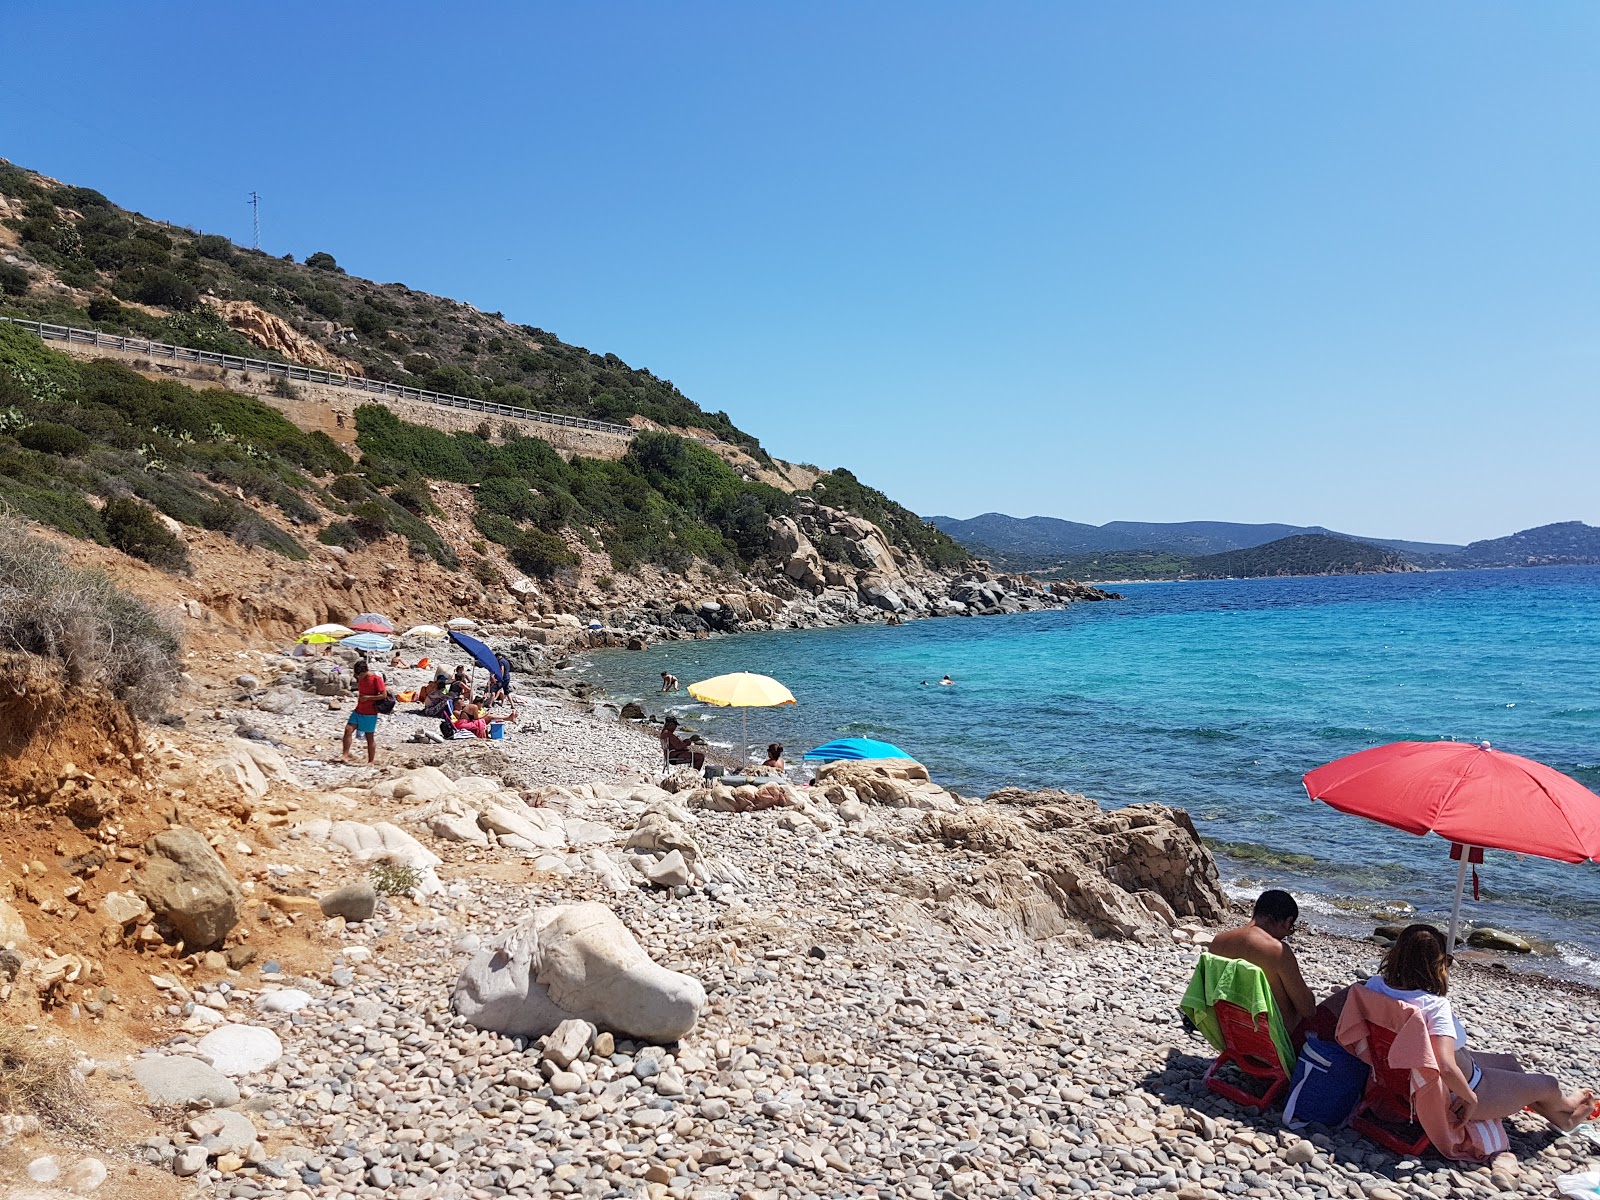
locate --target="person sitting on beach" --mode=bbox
[452,700,490,739]
[1209,889,1320,1039]
[1363,924,1598,1130]
[760,743,786,773]
[661,672,679,693]
[419,672,453,717]
[449,666,474,704]
[660,717,705,770]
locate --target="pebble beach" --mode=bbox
[22,645,1600,1200]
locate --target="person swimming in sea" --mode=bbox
[940,675,954,686]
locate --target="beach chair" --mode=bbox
[1347,1023,1431,1156]
[1202,1000,1292,1110]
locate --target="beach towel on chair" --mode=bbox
[1336,986,1509,1162]
[1180,953,1295,1076]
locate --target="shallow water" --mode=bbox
[584,566,1600,977]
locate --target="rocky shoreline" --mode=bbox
[3,641,1598,1200]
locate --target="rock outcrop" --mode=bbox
[918,788,1227,939]
[453,902,706,1042]
[814,758,961,812]
[133,828,243,951]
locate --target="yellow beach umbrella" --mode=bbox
[297,623,354,644]
[687,672,796,768]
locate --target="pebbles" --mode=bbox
[153,664,1599,1200]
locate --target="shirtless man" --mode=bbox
[1209,889,1319,1036]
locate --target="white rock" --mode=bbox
[62,1156,107,1193]
[542,1018,596,1069]
[453,902,707,1042]
[27,1156,60,1183]
[581,849,632,894]
[427,809,488,845]
[478,803,566,849]
[638,849,693,889]
[257,988,313,1014]
[197,1025,283,1076]
[99,891,149,927]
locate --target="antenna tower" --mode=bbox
[248,191,261,249]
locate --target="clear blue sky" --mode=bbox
[4,3,1595,544]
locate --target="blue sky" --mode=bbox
[3,3,1595,544]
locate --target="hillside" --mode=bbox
[0,161,770,455]
[1180,534,1418,580]
[1458,521,1600,566]
[930,511,1464,567]
[0,162,1117,634]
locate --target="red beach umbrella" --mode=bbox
[348,612,395,634]
[1303,740,1600,947]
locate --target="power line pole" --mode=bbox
[248,191,261,249]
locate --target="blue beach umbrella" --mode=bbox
[343,632,394,654]
[802,737,916,763]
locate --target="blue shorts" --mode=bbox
[347,712,378,734]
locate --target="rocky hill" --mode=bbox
[1457,520,1600,567]
[0,161,1123,632]
[930,512,1463,566]
[1181,534,1418,580]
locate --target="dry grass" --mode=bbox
[0,1022,94,1134]
[0,517,181,715]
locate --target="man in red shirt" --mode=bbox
[341,660,389,764]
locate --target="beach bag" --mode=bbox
[374,696,396,715]
[439,719,456,739]
[1282,1035,1368,1130]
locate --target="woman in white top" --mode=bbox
[1363,924,1597,1130]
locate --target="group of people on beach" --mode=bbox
[1216,890,1599,1132]
[338,653,516,764]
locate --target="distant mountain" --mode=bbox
[1182,535,1418,580]
[1458,521,1600,567]
[929,513,1464,562]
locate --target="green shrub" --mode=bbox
[305,251,342,273]
[0,264,29,297]
[471,557,501,586]
[193,234,234,261]
[348,501,391,541]
[101,497,190,572]
[18,423,90,457]
[317,520,365,550]
[130,267,199,310]
[390,477,435,515]
[509,529,578,579]
[330,473,370,503]
[86,295,124,322]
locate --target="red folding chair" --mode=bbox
[1202,1000,1291,1110]
[1348,1024,1431,1155]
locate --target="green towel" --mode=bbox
[1180,952,1295,1075]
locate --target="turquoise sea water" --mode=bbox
[584,567,1600,976]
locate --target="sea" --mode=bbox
[582,566,1600,980]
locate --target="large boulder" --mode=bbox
[917,791,1227,939]
[453,902,706,1042]
[814,758,958,812]
[134,828,243,951]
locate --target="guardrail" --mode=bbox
[0,316,641,440]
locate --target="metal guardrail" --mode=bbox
[0,316,641,440]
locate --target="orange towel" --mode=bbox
[1337,987,1510,1162]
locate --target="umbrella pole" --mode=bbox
[1446,846,1472,949]
[742,709,748,770]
